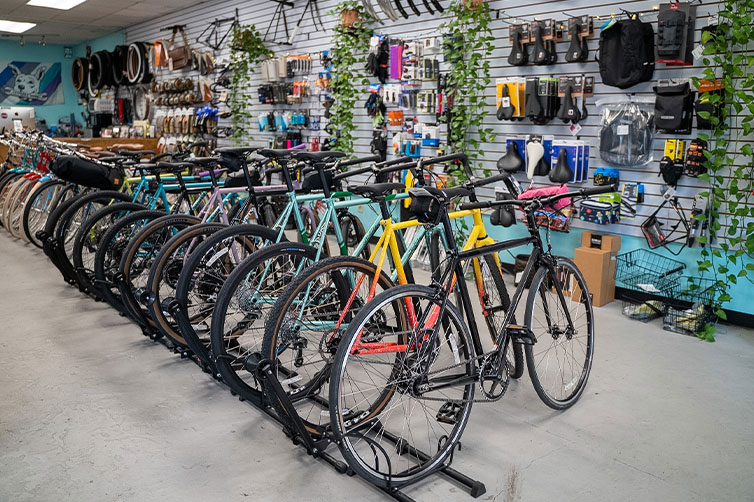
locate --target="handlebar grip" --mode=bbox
[577,184,619,196]
[334,164,374,180]
[459,200,493,211]
[423,153,467,165]
[470,172,509,188]
[378,161,418,175]
[375,155,412,168]
[338,155,381,168]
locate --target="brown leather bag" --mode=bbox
[168,26,191,70]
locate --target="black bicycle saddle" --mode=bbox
[557,85,580,124]
[497,142,524,173]
[565,23,584,62]
[532,25,549,65]
[508,29,528,66]
[549,149,573,184]
[348,182,405,198]
[496,85,515,121]
[524,79,542,120]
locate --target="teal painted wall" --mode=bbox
[0,31,124,129]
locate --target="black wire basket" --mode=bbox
[616,249,686,292]
[662,277,719,336]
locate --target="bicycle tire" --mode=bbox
[210,242,319,402]
[93,209,166,314]
[118,213,200,331]
[54,190,132,279]
[262,256,395,434]
[146,222,228,358]
[22,180,72,248]
[524,257,594,410]
[329,283,475,488]
[173,223,280,374]
[430,231,524,378]
[476,254,523,379]
[338,211,371,260]
[72,202,146,297]
[118,213,201,344]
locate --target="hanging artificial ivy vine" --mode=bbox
[328,0,374,154]
[691,0,754,341]
[228,24,270,145]
[440,0,495,183]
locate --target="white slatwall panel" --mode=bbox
[125,0,753,243]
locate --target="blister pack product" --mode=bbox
[598,97,655,167]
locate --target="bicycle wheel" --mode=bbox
[54,190,132,283]
[338,211,371,259]
[329,284,475,488]
[430,231,523,379]
[72,202,146,297]
[475,254,523,379]
[146,222,227,354]
[5,177,35,238]
[118,214,201,335]
[262,256,395,433]
[23,180,73,248]
[173,224,280,373]
[93,210,166,314]
[524,257,594,410]
[210,242,319,403]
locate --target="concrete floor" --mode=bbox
[1,233,753,502]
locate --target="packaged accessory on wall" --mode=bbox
[659,155,684,187]
[654,81,694,133]
[656,2,696,65]
[695,79,724,130]
[593,168,619,186]
[491,187,516,227]
[598,97,655,167]
[685,138,707,177]
[507,24,529,66]
[579,198,620,224]
[565,16,592,62]
[597,17,655,89]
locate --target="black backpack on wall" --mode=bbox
[598,19,656,89]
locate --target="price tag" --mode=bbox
[616,124,629,136]
[501,97,510,107]
[569,123,582,136]
[692,44,704,60]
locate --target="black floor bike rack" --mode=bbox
[107,293,488,501]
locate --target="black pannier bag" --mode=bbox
[598,19,655,89]
[654,82,694,133]
[51,155,124,190]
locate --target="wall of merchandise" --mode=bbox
[123,0,751,244]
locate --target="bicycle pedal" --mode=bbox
[505,325,536,345]
[436,401,464,425]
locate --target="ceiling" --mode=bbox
[0,0,208,44]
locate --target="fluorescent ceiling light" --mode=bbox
[0,20,36,33]
[26,0,88,10]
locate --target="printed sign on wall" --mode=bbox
[0,61,64,106]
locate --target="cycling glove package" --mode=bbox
[598,98,655,167]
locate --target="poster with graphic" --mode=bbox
[0,61,64,106]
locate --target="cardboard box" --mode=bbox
[574,232,621,307]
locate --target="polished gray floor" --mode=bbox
[1,233,753,502]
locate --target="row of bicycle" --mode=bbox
[0,130,611,492]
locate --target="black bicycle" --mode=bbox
[327,176,615,488]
